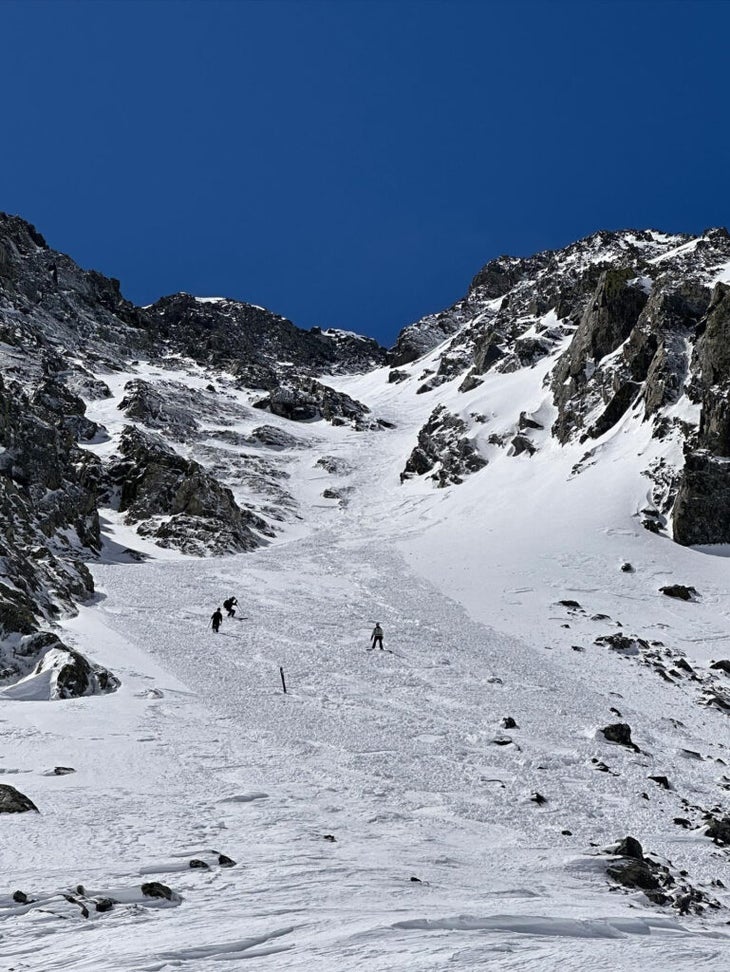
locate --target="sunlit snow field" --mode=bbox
[2,342,730,970]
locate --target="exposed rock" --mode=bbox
[107,426,273,555]
[31,646,119,700]
[509,434,536,457]
[402,406,486,487]
[189,859,210,869]
[217,854,236,867]
[144,293,386,378]
[249,425,304,450]
[705,816,730,845]
[118,378,201,439]
[254,378,376,429]
[607,859,661,891]
[140,881,178,901]
[659,584,699,601]
[648,775,671,790]
[316,455,352,475]
[0,784,39,813]
[710,659,730,675]
[613,835,644,859]
[595,633,649,655]
[621,562,635,573]
[601,723,639,751]
[388,369,409,383]
[673,451,730,545]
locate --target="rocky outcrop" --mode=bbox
[106,426,273,555]
[144,294,386,378]
[673,284,730,544]
[1,642,120,700]
[402,406,487,487]
[551,270,649,442]
[253,378,379,430]
[0,371,102,681]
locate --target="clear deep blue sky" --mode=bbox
[1,0,729,345]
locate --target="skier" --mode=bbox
[210,607,223,633]
[223,596,238,618]
[371,622,384,650]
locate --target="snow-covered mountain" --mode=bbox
[2,214,730,969]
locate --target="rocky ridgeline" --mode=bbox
[0,213,386,691]
[394,228,730,546]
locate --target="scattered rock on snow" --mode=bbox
[601,723,640,752]
[648,775,671,790]
[0,784,39,814]
[140,881,179,902]
[705,815,730,845]
[660,584,699,601]
[710,659,730,675]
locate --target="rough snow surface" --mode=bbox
[2,354,730,970]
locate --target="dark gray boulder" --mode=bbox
[659,584,699,601]
[705,816,730,845]
[607,859,661,891]
[601,723,639,751]
[0,784,39,813]
[612,835,644,860]
[141,881,178,901]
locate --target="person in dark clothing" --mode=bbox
[223,596,238,618]
[371,623,384,650]
[211,608,223,633]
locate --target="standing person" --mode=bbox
[371,622,384,650]
[223,596,238,618]
[210,607,223,633]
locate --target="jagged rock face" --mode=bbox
[398,228,730,548]
[144,294,386,378]
[107,426,273,555]
[551,270,650,442]
[0,374,99,662]
[672,284,730,544]
[402,406,487,487]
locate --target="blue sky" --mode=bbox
[1,0,728,345]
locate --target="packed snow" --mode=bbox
[2,342,730,970]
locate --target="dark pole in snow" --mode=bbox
[280,666,287,694]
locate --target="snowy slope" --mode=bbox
[2,342,730,972]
